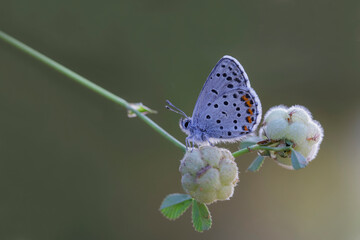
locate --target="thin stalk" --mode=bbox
[232,144,291,158]
[0,30,186,152]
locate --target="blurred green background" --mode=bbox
[0,0,359,239]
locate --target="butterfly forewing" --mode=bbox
[191,56,249,124]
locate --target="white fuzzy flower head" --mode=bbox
[179,146,238,204]
[259,105,324,169]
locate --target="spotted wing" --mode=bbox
[192,56,262,142]
[192,55,251,123]
[199,89,261,142]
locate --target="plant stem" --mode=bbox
[0,30,186,152]
[232,144,291,158]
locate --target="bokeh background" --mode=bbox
[0,0,359,239]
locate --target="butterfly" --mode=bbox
[166,55,262,149]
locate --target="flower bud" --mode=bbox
[265,118,288,140]
[217,185,234,201]
[263,106,288,123]
[285,122,307,145]
[197,168,221,192]
[179,150,205,176]
[181,173,197,193]
[219,159,238,185]
[288,105,311,124]
[179,146,238,204]
[259,105,324,169]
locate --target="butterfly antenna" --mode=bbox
[165,100,188,118]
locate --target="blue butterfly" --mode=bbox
[167,55,262,149]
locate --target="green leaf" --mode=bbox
[291,149,308,170]
[192,200,212,232]
[160,194,192,220]
[248,156,265,172]
[239,140,257,149]
[127,102,157,118]
[260,150,271,157]
[285,139,294,147]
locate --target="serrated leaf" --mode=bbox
[248,156,265,172]
[291,149,308,170]
[192,200,212,232]
[127,102,157,118]
[160,194,192,220]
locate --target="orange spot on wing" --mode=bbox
[247,116,252,123]
[245,100,252,107]
[248,109,253,115]
[241,95,249,101]
[243,126,249,131]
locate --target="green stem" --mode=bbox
[232,144,291,158]
[0,30,186,152]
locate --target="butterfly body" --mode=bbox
[168,55,262,149]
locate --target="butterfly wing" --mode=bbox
[192,56,249,121]
[192,56,262,142]
[200,89,261,143]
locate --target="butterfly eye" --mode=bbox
[184,120,190,129]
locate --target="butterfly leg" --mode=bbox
[185,137,196,152]
[201,133,213,147]
[185,137,189,151]
[185,137,193,151]
[205,136,214,147]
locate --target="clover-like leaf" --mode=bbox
[160,193,192,220]
[291,149,308,170]
[248,155,265,172]
[192,200,212,232]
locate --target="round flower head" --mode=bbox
[179,146,238,204]
[259,105,324,169]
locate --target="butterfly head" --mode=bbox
[166,100,193,135]
[179,117,192,135]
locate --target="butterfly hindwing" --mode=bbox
[198,89,261,141]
